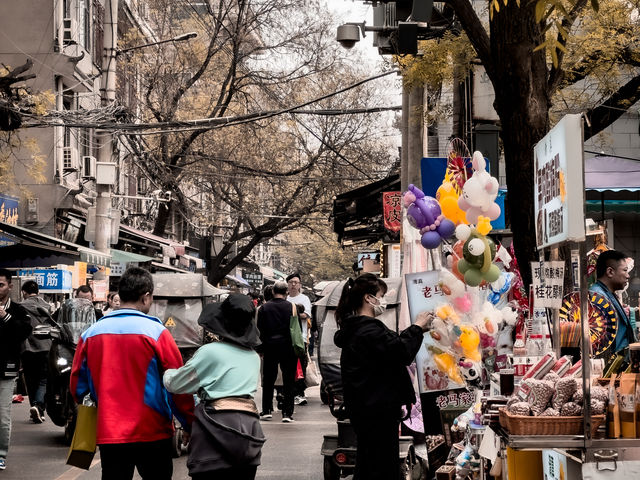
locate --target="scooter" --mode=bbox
[44,298,97,443]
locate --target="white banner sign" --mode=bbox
[531,261,565,308]
[534,114,586,249]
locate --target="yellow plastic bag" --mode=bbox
[66,402,97,470]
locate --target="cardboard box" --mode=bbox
[435,464,456,480]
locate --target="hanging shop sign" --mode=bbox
[530,260,565,308]
[17,269,72,293]
[0,193,19,247]
[243,270,263,288]
[533,114,586,249]
[382,191,402,233]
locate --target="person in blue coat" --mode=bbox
[589,249,637,355]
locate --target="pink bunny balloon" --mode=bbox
[457,151,501,224]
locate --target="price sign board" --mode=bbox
[531,261,565,308]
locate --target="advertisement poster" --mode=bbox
[405,271,465,393]
[533,114,585,249]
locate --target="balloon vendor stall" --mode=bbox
[402,117,640,480]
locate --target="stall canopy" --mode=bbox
[110,249,154,264]
[332,174,401,246]
[0,221,111,268]
[585,155,640,217]
[225,274,250,287]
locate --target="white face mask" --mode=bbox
[367,295,387,317]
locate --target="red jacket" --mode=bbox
[70,309,194,444]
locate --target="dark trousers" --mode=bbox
[191,466,257,480]
[350,409,400,480]
[261,343,297,417]
[21,351,48,410]
[99,438,173,480]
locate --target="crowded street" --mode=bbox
[2,0,640,477]
[4,385,334,480]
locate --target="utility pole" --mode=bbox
[95,0,118,253]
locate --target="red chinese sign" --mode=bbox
[382,191,402,233]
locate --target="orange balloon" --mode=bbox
[437,182,468,225]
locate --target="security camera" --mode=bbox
[336,24,361,49]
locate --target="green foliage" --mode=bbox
[395,32,476,90]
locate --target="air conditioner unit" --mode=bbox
[62,146,79,171]
[82,155,97,179]
[63,17,78,44]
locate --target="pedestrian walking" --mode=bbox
[0,268,33,470]
[74,285,104,320]
[286,273,312,405]
[333,274,431,480]
[257,281,297,422]
[20,280,54,424]
[70,267,194,480]
[164,293,266,480]
[102,292,120,314]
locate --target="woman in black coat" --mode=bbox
[334,274,431,480]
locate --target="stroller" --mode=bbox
[316,278,426,480]
[149,273,225,456]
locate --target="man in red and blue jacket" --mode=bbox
[70,267,194,479]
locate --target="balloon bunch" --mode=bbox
[458,151,501,224]
[404,184,456,249]
[423,269,484,388]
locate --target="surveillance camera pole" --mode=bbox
[94,0,118,254]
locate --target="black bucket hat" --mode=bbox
[198,294,261,349]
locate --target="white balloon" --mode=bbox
[455,224,471,241]
[467,238,486,256]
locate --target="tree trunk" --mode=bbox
[489,2,550,287]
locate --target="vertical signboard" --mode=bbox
[533,114,586,249]
[382,191,402,233]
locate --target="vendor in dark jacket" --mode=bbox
[334,274,431,480]
[0,268,33,470]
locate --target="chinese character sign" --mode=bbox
[533,114,585,249]
[17,269,72,293]
[531,261,565,308]
[382,191,402,233]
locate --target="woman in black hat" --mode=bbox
[163,294,266,480]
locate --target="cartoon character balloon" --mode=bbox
[404,184,456,249]
[457,151,501,224]
[455,224,501,287]
[436,181,467,225]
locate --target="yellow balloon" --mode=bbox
[434,352,464,385]
[437,182,468,225]
[459,326,481,362]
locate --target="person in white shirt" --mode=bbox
[286,273,312,405]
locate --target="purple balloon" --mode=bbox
[418,196,442,225]
[421,231,442,249]
[407,204,426,229]
[437,219,456,239]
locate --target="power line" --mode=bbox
[21,69,401,132]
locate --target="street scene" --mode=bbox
[4,385,334,480]
[2,0,640,479]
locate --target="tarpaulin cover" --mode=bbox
[149,298,203,348]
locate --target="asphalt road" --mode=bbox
[1,384,340,480]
